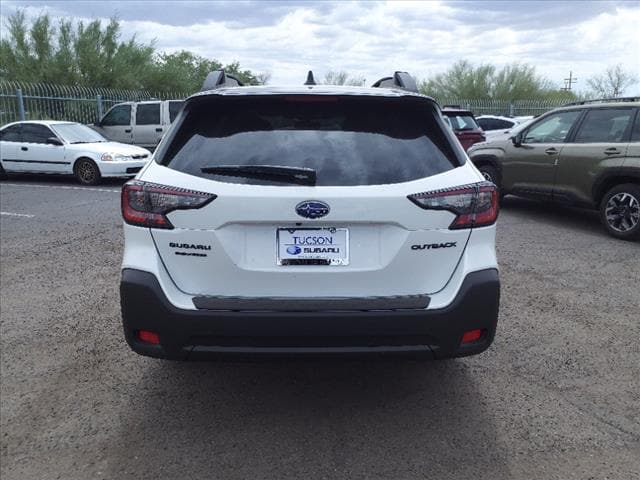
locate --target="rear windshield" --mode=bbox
[158,96,461,186]
[444,112,479,131]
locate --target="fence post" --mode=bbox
[96,94,103,121]
[16,88,25,121]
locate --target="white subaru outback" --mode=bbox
[120,71,500,360]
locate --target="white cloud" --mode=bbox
[2,1,639,93]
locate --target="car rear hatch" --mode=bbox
[455,130,486,151]
[130,93,488,301]
[444,110,485,151]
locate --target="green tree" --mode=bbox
[492,63,550,100]
[586,64,638,98]
[0,11,155,89]
[0,10,267,93]
[420,60,494,99]
[144,51,223,93]
[419,60,575,101]
[144,54,268,93]
[223,60,266,86]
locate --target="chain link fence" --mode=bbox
[0,81,189,126]
[0,81,569,126]
[436,98,566,117]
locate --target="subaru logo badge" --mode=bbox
[295,200,330,219]
[286,245,302,255]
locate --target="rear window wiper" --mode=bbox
[200,165,317,186]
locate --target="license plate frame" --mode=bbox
[276,227,349,266]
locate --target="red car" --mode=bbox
[442,107,485,151]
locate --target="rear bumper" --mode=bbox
[120,268,500,360]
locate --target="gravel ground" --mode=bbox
[1,177,639,480]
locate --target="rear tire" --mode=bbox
[477,164,505,202]
[599,183,640,240]
[478,164,499,187]
[74,158,101,186]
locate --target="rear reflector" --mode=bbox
[137,330,161,345]
[408,181,499,229]
[121,180,216,229]
[461,329,483,344]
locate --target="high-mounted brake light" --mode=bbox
[408,181,499,229]
[284,95,340,103]
[121,180,216,229]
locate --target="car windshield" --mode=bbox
[445,113,479,131]
[51,123,107,144]
[158,96,462,187]
[509,118,535,135]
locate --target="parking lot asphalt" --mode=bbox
[1,176,639,480]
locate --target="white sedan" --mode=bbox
[476,115,534,141]
[0,121,151,185]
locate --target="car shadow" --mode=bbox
[105,359,509,479]
[1,173,128,188]
[501,195,605,237]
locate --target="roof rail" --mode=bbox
[563,96,640,106]
[200,70,244,91]
[371,71,418,93]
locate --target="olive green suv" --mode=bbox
[468,98,640,240]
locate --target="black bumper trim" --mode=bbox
[193,294,430,311]
[191,345,432,355]
[120,268,500,360]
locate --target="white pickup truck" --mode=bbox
[91,100,184,150]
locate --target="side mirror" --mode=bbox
[510,133,522,147]
[46,137,63,146]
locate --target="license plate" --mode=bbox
[277,227,349,266]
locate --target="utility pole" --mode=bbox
[562,71,577,91]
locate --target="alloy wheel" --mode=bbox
[605,192,640,233]
[78,161,97,184]
[481,171,493,182]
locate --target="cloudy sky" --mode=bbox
[2,0,639,93]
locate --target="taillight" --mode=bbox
[408,181,499,229]
[121,180,216,229]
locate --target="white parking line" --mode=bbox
[1,211,35,218]
[0,183,120,193]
